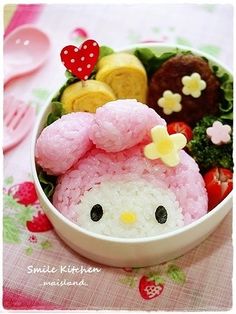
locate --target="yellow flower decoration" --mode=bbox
[157,90,182,115]
[182,72,206,98]
[144,125,187,167]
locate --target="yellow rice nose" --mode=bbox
[120,211,137,224]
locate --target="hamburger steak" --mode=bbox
[147,54,221,126]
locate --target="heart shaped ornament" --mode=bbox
[60,39,99,80]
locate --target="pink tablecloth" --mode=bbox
[3,3,233,311]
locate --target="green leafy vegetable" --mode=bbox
[51,75,79,103]
[219,80,233,112]
[65,70,76,80]
[46,76,78,126]
[38,170,57,199]
[99,45,114,60]
[46,101,63,126]
[134,48,177,78]
[220,111,233,121]
[187,116,233,172]
[210,64,233,120]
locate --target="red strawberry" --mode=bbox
[26,211,53,232]
[9,182,38,205]
[139,273,164,300]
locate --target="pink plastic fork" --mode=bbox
[3,95,35,152]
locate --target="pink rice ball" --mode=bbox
[53,144,208,225]
[89,99,166,152]
[35,112,94,175]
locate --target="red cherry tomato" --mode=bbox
[203,167,233,211]
[167,122,193,142]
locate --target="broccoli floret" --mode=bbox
[187,116,233,173]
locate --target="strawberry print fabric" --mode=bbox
[3,3,233,310]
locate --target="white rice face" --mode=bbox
[73,179,184,238]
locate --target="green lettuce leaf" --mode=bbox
[210,64,233,119]
[46,76,78,126]
[99,45,114,60]
[46,101,63,126]
[220,111,233,120]
[51,75,79,103]
[134,48,177,78]
[38,170,57,199]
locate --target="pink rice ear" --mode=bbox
[89,99,166,152]
[35,112,94,175]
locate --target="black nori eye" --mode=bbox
[90,204,103,222]
[155,206,168,224]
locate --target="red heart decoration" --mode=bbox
[60,39,99,80]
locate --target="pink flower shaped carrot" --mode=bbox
[206,121,231,145]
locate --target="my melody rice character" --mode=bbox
[36,99,208,238]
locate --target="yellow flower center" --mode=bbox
[120,211,137,224]
[188,78,199,91]
[165,97,176,109]
[144,125,187,167]
[156,138,174,155]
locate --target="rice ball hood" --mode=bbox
[36,99,208,238]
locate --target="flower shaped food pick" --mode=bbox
[144,126,187,167]
[206,121,231,145]
[157,90,182,115]
[182,72,206,98]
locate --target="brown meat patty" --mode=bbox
[147,54,220,127]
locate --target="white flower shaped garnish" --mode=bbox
[182,72,206,98]
[206,121,231,145]
[157,90,182,115]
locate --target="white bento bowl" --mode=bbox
[31,43,233,267]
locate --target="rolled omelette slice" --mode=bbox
[60,80,116,113]
[96,53,148,103]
